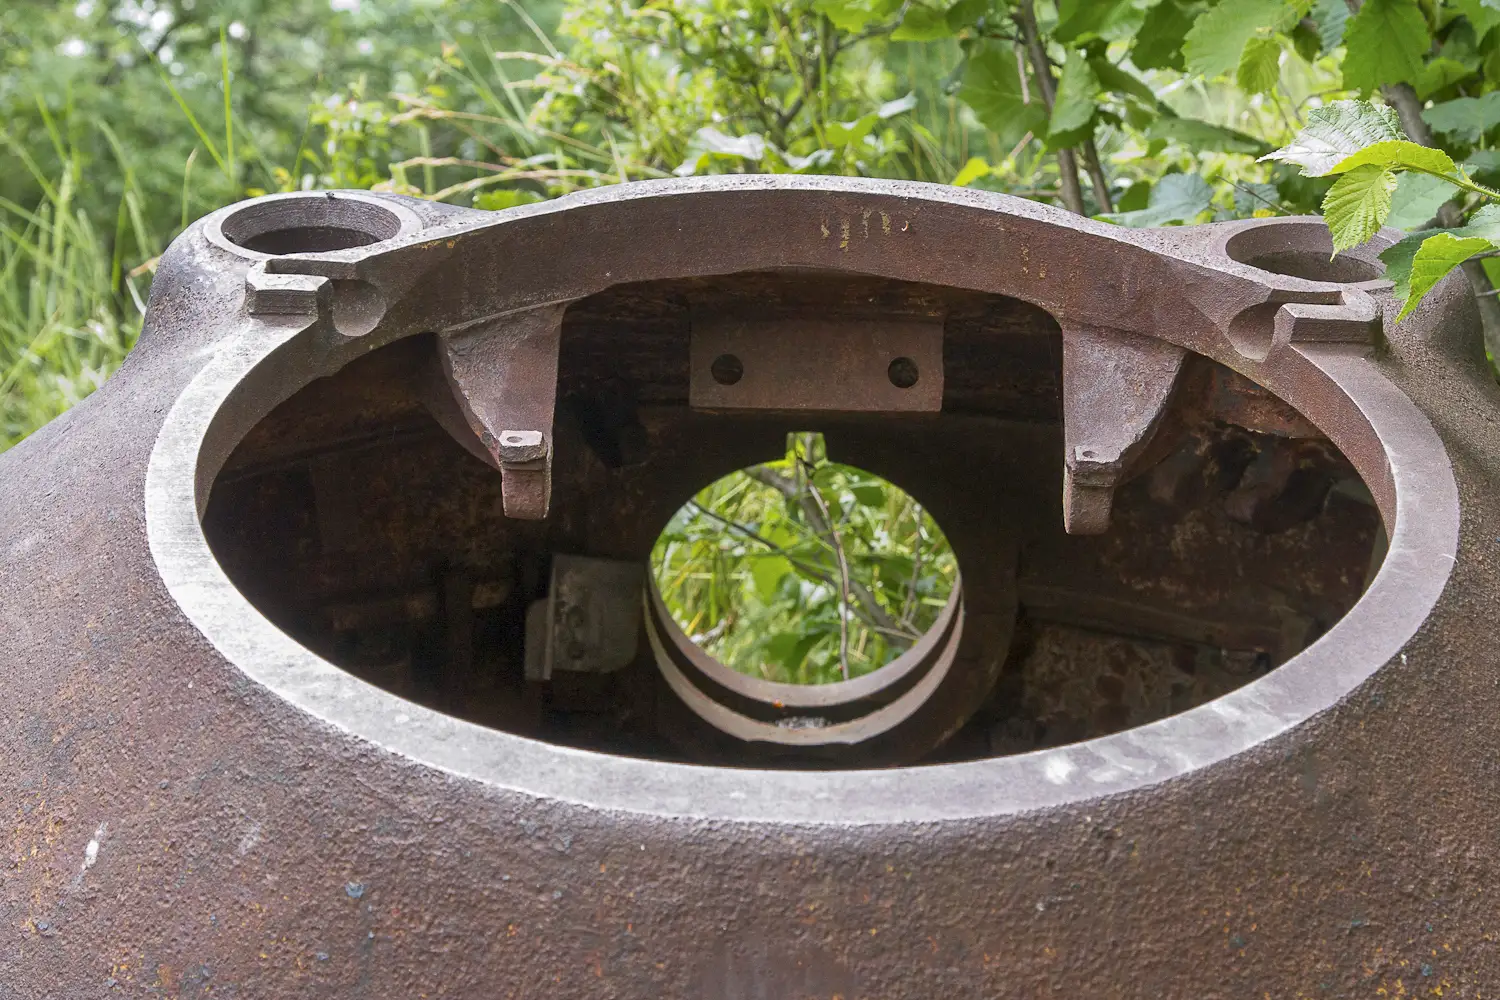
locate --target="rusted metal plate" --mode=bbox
[689,314,944,411]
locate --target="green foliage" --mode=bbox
[1183,0,1299,79]
[650,434,957,684]
[1341,0,1429,94]
[960,45,1047,152]
[1101,172,1214,226]
[1423,92,1500,142]
[1261,101,1406,176]
[1269,96,1500,317]
[10,0,1500,455]
[1048,53,1099,140]
[1402,232,1494,318]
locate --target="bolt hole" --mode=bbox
[711,354,744,386]
[888,357,919,389]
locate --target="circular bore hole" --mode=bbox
[220,195,404,256]
[650,432,956,685]
[888,357,919,389]
[710,353,745,386]
[1224,222,1383,283]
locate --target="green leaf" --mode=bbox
[1183,0,1295,78]
[1341,0,1430,93]
[812,0,903,31]
[1100,172,1214,227]
[674,128,769,176]
[1379,205,1500,309]
[1463,149,1500,178]
[826,112,880,146]
[1310,0,1349,51]
[1054,0,1134,42]
[1147,116,1272,156]
[1321,164,1397,251]
[1236,35,1283,95]
[851,485,886,507]
[1328,140,1458,179]
[952,156,991,186]
[1261,100,1405,176]
[1089,57,1158,106]
[1398,232,1493,319]
[1233,181,1282,216]
[1132,0,1199,71]
[1290,20,1322,63]
[892,3,955,40]
[959,45,1048,150]
[945,0,991,30]
[474,188,543,211]
[1413,57,1474,100]
[1454,0,1500,41]
[1048,52,1099,138]
[1384,172,1455,229]
[1421,92,1500,144]
[752,554,794,602]
[1116,180,1152,212]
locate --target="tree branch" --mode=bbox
[1014,0,1086,215]
[742,464,915,647]
[1080,137,1114,213]
[798,459,852,681]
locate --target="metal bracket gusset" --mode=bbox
[436,303,568,520]
[1061,323,1187,535]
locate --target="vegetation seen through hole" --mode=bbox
[650,433,957,686]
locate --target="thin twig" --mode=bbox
[685,500,834,588]
[1080,137,1114,213]
[741,465,916,646]
[797,458,852,681]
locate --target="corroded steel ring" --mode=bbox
[6,175,1494,996]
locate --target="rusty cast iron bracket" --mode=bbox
[436,303,568,519]
[1061,324,1188,534]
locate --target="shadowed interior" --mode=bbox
[202,271,1382,768]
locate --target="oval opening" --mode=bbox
[199,272,1389,769]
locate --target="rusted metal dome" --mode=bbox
[2,177,1497,995]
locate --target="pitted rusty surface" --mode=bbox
[0,179,1494,996]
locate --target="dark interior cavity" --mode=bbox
[203,272,1382,768]
[219,195,402,255]
[1225,222,1385,283]
[238,225,381,255]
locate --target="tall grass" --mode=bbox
[0,127,159,451]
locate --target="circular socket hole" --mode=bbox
[1225,222,1383,283]
[219,194,405,256]
[711,354,744,385]
[888,357,919,389]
